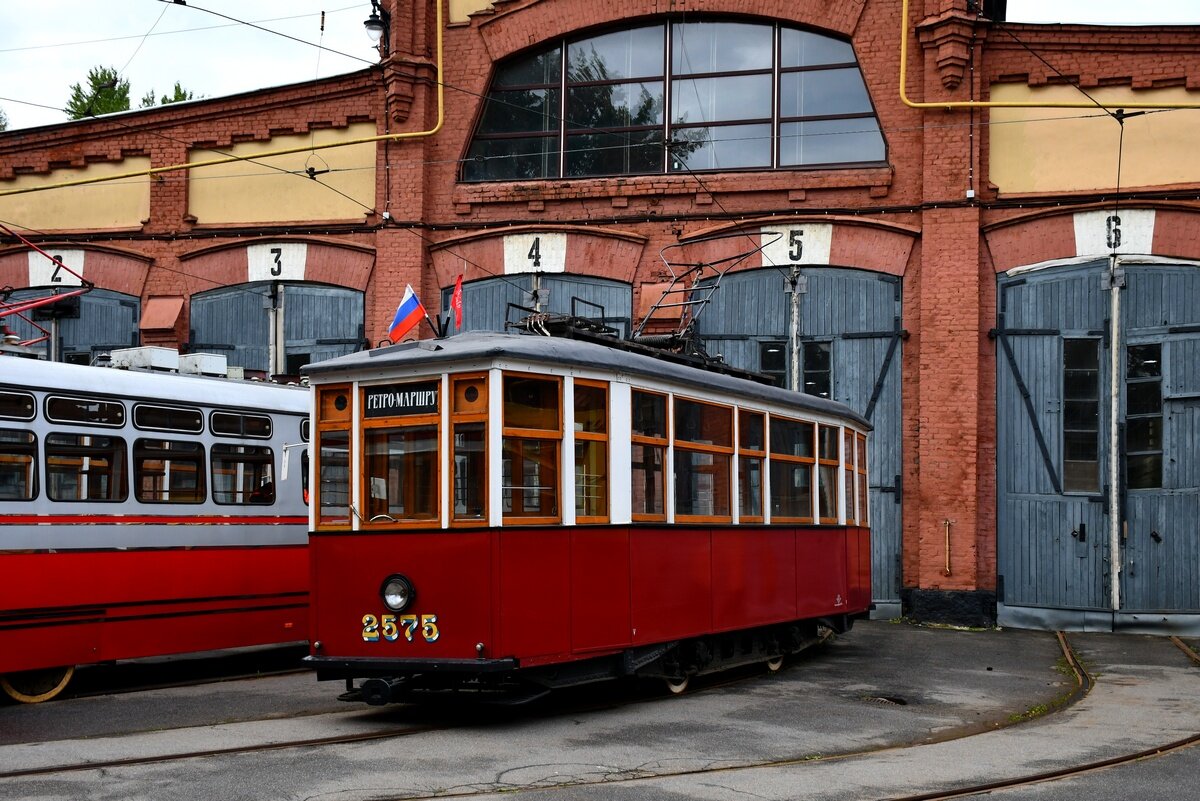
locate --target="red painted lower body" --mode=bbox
[0,546,309,674]
[309,525,871,669]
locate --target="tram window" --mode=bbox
[211,444,275,505]
[817,424,839,522]
[133,403,203,434]
[803,342,832,399]
[631,390,667,521]
[134,439,205,503]
[1126,343,1163,490]
[46,433,128,502]
[0,429,37,501]
[857,433,868,526]
[575,381,608,522]
[674,398,732,520]
[452,375,488,523]
[317,429,350,526]
[738,410,765,522]
[502,374,561,522]
[760,342,787,388]
[843,429,856,524]
[770,417,814,521]
[301,419,311,441]
[1063,339,1101,493]
[211,411,272,439]
[365,425,439,522]
[0,391,35,421]
[46,396,125,427]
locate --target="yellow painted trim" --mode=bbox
[899,0,1200,110]
[0,0,445,199]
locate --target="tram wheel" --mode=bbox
[766,656,784,673]
[665,676,690,695]
[1,665,76,704]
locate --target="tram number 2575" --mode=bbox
[361,613,440,643]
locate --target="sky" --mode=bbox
[0,1,1198,132]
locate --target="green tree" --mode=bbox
[0,106,8,132]
[64,66,131,119]
[139,82,197,108]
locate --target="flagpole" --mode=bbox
[423,311,441,338]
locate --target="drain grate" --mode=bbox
[862,695,909,706]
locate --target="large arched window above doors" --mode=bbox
[463,18,886,181]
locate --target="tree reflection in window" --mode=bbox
[464,19,884,181]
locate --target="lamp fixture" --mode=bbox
[363,0,391,56]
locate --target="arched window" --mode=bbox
[463,19,885,181]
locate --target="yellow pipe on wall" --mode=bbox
[899,0,1200,110]
[0,0,445,199]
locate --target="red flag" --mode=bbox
[450,274,464,329]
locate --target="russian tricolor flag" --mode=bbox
[388,284,426,343]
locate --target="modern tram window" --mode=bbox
[211,411,272,438]
[502,374,561,522]
[770,417,814,522]
[452,375,488,523]
[673,397,732,520]
[1063,338,1101,493]
[803,342,832,399]
[362,380,440,524]
[45,395,125,427]
[133,403,204,433]
[134,439,205,503]
[46,433,128,502]
[0,429,37,501]
[1126,343,1163,490]
[856,432,869,526]
[0,391,36,421]
[315,385,352,528]
[817,424,840,522]
[738,409,765,522]
[631,389,668,521]
[211,444,275,505]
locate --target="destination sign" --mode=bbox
[364,381,439,418]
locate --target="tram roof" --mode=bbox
[304,332,870,429]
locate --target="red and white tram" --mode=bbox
[0,352,310,702]
[304,331,871,703]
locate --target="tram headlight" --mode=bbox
[380,574,415,612]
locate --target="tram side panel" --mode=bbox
[1,546,308,674]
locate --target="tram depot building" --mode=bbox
[2,0,1200,634]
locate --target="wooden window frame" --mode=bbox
[314,384,353,530]
[360,380,441,527]
[673,396,733,523]
[450,373,489,527]
[769,415,815,524]
[631,389,668,522]
[816,423,840,524]
[856,432,868,527]
[738,408,766,523]
[502,372,562,525]
[573,378,610,525]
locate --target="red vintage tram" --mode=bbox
[304,330,871,703]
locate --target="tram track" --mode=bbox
[5,630,1196,799]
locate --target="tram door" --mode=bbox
[697,268,904,615]
[996,262,1200,630]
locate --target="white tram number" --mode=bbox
[361,613,440,643]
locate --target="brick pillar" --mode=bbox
[906,0,995,625]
